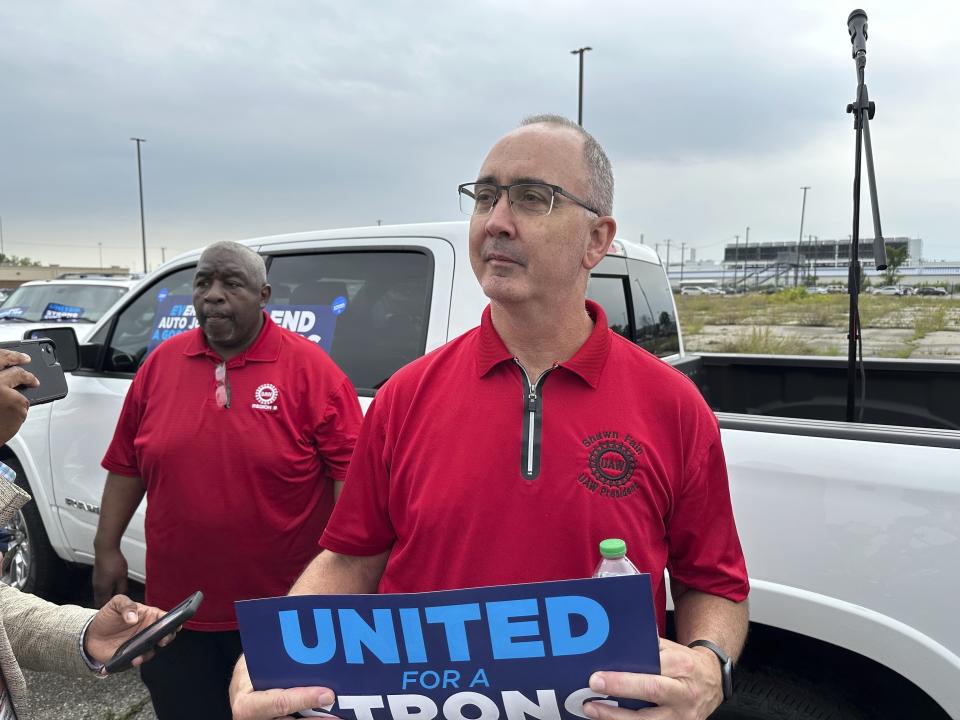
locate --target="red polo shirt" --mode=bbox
[103,314,362,630]
[321,301,748,633]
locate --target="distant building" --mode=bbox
[664,236,960,288]
[0,264,132,289]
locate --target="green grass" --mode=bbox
[675,292,960,358]
[712,327,817,355]
[675,293,960,332]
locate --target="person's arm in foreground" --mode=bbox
[229,549,390,720]
[584,582,748,720]
[1,584,175,675]
[0,348,38,445]
[92,472,146,607]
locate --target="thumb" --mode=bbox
[108,594,140,624]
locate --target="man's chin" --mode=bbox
[481,278,527,304]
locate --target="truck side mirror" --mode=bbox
[24,327,81,373]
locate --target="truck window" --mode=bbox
[266,251,431,391]
[103,266,197,373]
[586,276,632,341]
[628,259,680,357]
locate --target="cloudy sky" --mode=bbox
[1,0,958,271]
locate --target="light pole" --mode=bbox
[795,186,810,287]
[570,47,592,126]
[744,226,750,289]
[679,242,686,283]
[131,137,148,273]
[98,242,103,268]
[733,234,740,289]
[0,215,4,259]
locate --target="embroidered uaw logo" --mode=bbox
[578,432,642,498]
[252,383,279,411]
[589,441,636,487]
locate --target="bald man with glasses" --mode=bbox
[229,115,749,720]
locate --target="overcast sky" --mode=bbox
[1,0,958,271]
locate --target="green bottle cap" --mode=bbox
[599,538,627,559]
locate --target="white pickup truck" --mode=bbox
[3,222,957,719]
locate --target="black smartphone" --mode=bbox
[0,339,68,405]
[103,591,203,674]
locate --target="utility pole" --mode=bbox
[664,239,672,274]
[733,234,740,289]
[795,186,810,287]
[679,242,686,283]
[161,246,167,264]
[98,242,103,268]
[639,233,644,245]
[570,47,592,126]
[814,236,819,281]
[0,215,4,259]
[744,226,750,289]
[131,137,148,273]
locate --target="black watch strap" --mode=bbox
[688,639,733,702]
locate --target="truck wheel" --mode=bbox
[0,458,70,599]
[712,665,867,720]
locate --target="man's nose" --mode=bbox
[482,191,517,238]
[202,279,227,301]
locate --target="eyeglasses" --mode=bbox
[458,182,600,217]
[215,362,231,409]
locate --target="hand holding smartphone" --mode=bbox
[0,339,68,405]
[103,591,203,674]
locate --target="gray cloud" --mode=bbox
[1,0,957,269]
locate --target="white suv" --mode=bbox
[0,277,139,344]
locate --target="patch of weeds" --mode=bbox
[682,319,704,335]
[713,327,816,355]
[885,342,916,359]
[911,305,949,340]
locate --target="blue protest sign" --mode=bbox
[147,294,200,352]
[41,302,85,320]
[267,304,338,353]
[235,576,660,720]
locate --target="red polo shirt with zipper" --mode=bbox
[321,300,748,633]
[103,313,362,630]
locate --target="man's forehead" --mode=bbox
[196,251,251,275]
[478,125,585,184]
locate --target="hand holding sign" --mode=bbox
[230,655,334,720]
[584,637,724,720]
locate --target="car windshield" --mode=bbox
[0,284,129,323]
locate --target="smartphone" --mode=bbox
[0,339,68,405]
[103,590,203,674]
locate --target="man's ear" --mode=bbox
[259,284,272,308]
[583,216,618,270]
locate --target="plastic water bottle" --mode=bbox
[593,538,641,577]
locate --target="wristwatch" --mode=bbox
[688,639,733,702]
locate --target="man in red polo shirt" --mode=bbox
[229,116,749,720]
[95,241,362,720]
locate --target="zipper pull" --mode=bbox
[527,388,537,412]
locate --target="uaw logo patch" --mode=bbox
[252,383,279,412]
[578,431,643,499]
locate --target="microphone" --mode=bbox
[848,9,868,58]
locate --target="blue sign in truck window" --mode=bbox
[236,575,660,720]
[147,296,344,355]
[266,304,339,354]
[147,295,201,352]
[41,302,85,321]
